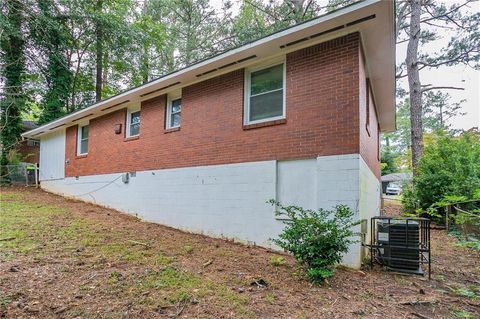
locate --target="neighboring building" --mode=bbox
[381,172,413,194]
[19,121,40,163]
[22,0,395,268]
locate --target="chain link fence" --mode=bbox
[0,163,39,186]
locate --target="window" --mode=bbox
[26,140,40,147]
[77,124,89,155]
[245,61,285,124]
[166,96,181,129]
[126,109,141,137]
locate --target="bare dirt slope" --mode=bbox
[0,187,479,318]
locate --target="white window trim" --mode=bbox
[166,94,182,129]
[77,123,89,156]
[244,58,286,125]
[126,107,141,138]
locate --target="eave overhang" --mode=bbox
[22,0,395,139]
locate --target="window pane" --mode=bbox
[130,111,140,136]
[171,113,181,127]
[249,89,283,121]
[172,99,181,113]
[80,139,88,154]
[81,125,89,139]
[130,111,141,125]
[130,123,140,136]
[250,64,283,96]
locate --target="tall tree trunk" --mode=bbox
[291,0,304,23]
[406,0,423,173]
[439,104,443,128]
[141,42,150,84]
[95,0,103,102]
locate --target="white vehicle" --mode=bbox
[386,182,402,195]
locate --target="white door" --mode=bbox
[39,130,66,181]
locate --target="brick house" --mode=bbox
[22,0,395,268]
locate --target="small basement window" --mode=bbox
[77,124,89,155]
[166,95,181,129]
[245,61,286,124]
[126,108,141,137]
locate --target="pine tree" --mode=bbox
[396,0,480,172]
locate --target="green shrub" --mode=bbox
[269,200,359,284]
[402,131,480,220]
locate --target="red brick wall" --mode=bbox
[18,140,40,163]
[65,33,367,177]
[359,45,381,179]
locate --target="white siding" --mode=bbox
[39,130,65,181]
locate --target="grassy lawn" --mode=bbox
[0,191,250,318]
[1,188,479,318]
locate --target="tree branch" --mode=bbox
[421,86,465,93]
[417,46,477,70]
[420,0,475,24]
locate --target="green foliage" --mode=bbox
[1,0,360,131]
[1,298,11,307]
[270,200,359,284]
[183,245,193,254]
[453,211,479,228]
[449,286,477,299]
[265,292,275,305]
[0,0,27,165]
[6,150,22,165]
[456,239,480,251]
[402,131,480,217]
[269,255,286,266]
[474,189,480,200]
[382,92,466,171]
[380,144,398,175]
[452,309,477,319]
[30,0,73,124]
[232,1,271,46]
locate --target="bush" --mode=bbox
[269,200,359,284]
[402,131,480,220]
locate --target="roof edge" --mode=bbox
[23,0,391,139]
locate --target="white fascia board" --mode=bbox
[22,0,394,138]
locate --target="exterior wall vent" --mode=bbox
[122,173,129,184]
[280,15,376,49]
[196,55,257,78]
[101,100,130,112]
[345,14,376,27]
[140,82,181,98]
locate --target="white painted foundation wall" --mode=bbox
[41,151,380,268]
